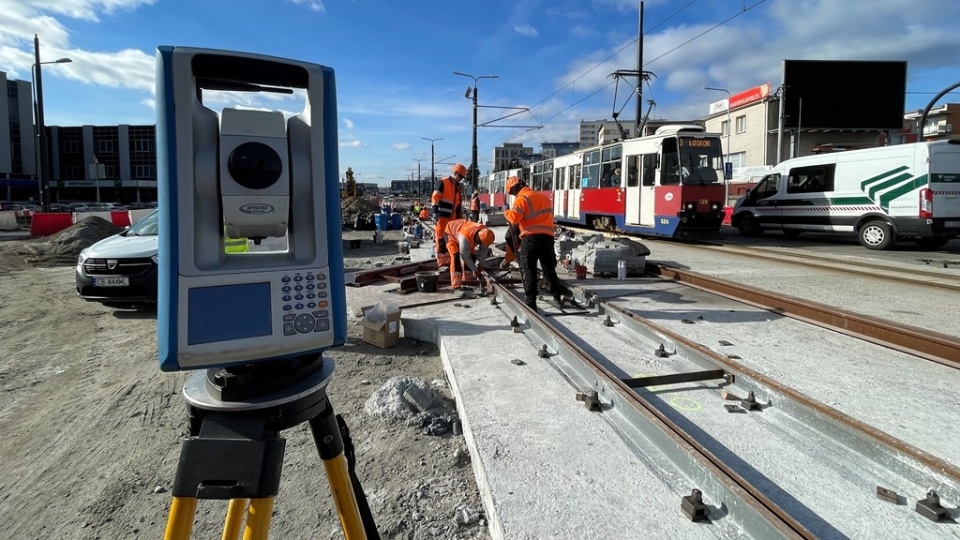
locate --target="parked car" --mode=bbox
[76,209,158,307]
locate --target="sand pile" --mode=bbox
[0,217,123,269]
[342,196,380,219]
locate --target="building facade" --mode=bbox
[0,71,39,202]
[492,142,533,172]
[579,120,636,147]
[540,141,579,159]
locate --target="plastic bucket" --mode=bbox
[398,241,409,254]
[374,213,388,231]
[415,271,439,292]
[391,212,402,230]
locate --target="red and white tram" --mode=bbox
[536,124,726,238]
[478,167,526,211]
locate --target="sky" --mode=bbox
[2,0,960,186]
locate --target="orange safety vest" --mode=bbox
[431,177,462,218]
[419,208,430,219]
[470,195,480,211]
[504,186,554,237]
[444,218,486,253]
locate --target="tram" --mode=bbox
[536,125,726,238]
[478,167,527,211]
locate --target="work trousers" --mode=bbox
[434,216,451,266]
[518,233,562,309]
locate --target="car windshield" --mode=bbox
[126,210,159,236]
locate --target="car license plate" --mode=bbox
[946,221,960,228]
[94,277,129,287]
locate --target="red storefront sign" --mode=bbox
[729,82,772,110]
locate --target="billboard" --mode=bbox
[782,60,907,130]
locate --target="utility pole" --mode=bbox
[636,1,644,135]
[422,137,443,197]
[453,72,498,191]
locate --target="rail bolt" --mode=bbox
[916,490,947,522]
[538,345,551,358]
[603,316,614,327]
[681,489,709,522]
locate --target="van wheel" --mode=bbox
[859,220,895,250]
[915,237,949,249]
[737,215,763,236]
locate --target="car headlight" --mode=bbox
[151,253,159,264]
[77,249,89,266]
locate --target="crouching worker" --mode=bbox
[443,218,495,291]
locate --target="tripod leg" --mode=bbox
[222,498,248,540]
[163,496,198,540]
[242,498,274,540]
[310,403,368,540]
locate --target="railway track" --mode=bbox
[562,226,960,366]
[483,273,960,538]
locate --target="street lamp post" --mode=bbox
[412,158,425,198]
[32,35,72,209]
[704,86,731,205]
[421,137,443,197]
[453,72,498,190]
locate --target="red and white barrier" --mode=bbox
[30,212,73,236]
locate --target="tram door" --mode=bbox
[626,154,656,226]
[567,164,582,220]
[553,166,566,218]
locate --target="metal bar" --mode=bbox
[623,369,727,389]
[351,261,437,286]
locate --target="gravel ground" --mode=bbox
[0,221,489,540]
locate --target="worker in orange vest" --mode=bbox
[430,163,466,266]
[443,218,495,291]
[418,207,431,220]
[504,176,562,311]
[469,191,481,222]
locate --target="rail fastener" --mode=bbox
[681,489,709,522]
[915,490,948,522]
[575,390,602,411]
[876,486,899,504]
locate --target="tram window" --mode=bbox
[625,156,639,187]
[555,167,565,190]
[641,154,655,186]
[582,150,601,188]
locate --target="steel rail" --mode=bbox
[485,279,815,539]
[645,263,960,368]
[565,281,960,508]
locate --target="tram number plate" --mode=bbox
[945,221,960,228]
[95,277,129,287]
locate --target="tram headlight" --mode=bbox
[711,203,719,211]
[686,202,694,210]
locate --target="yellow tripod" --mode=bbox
[162,356,378,539]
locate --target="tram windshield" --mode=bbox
[662,136,723,186]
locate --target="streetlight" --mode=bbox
[32,35,72,208]
[412,158,425,198]
[453,71,498,190]
[421,137,443,196]
[89,157,105,204]
[704,86,731,204]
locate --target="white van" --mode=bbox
[731,140,960,249]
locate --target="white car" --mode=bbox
[76,209,159,307]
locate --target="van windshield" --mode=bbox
[126,210,159,236]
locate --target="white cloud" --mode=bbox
[289,0,325,13]
[343,118,355,129]
[514,23,538,37]
[392,142,411,150]
[340,139,364,148]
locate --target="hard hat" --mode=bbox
[478,229,495,246]
[505,176,522,194]
[453,163,468,178]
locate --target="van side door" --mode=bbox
[779,164,836,232]
[740,173,781,230]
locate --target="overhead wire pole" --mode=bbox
[636,1,644,135]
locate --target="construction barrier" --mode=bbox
[111,211,132,228]
[30,212,73,236]
[723,206,733,226]
[0,211,17,230]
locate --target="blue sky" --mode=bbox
[2,0,960,185]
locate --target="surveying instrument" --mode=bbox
[156,46,377,538]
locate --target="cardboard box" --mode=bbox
[360,304,402,349]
